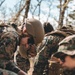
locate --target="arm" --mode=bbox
[6,61,27,75]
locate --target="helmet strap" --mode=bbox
[21,18,27,34]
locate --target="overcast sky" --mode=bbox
[0,0,75,29]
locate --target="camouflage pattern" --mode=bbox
[32,24,75,75]
[16,54,30,72]
[58,25,75,35]
[63,69,75,75]
[48,63,64,75]
[53,35,75,56]
[0,24,19,74]
[0,32,18,59]
[0,68,17,75]
[33,31,66,75]
[51,35,75,75]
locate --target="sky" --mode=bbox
[0,0,18,19]
[3,0,18,8]
[0,0,59,28]
[0,0,75,29]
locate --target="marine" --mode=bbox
[14,18,45,74]
[33,25,75,75]
[51,34,75,75]
[0,21,27,75]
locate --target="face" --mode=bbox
[56,55,75,69]
[60,56,75,69]
[20,36,37,58]
[20,37,30,48]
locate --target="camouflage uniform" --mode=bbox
[0,23,19,75]
[16,18,44,72]
[33,25,75,75]
[33,30,67,75]
[17,54,30,72]
[0,68,17,75]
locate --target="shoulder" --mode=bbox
[46,30,67,37]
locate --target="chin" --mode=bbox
[64,67,75,70]
[62,66,71,70]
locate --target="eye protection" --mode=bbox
[21,23,26,33]
[19,38,35,58]
[28,36,35,45]
[53,52,68,63]
[59,54,67,62]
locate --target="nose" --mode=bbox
[59,59,64,65]
[25,43,29,48]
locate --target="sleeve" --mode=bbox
[5,61,20,73]
[0,31,18,59]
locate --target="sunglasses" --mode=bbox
[53,52,67,63]
[59,54,67,62]
[28,36,35,45]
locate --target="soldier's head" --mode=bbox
[51,35,75,69]
[43,22,54,34]
[66,25,73,30]
[59,25,75,36]
[11,23,17,30]
[19,18,44,59]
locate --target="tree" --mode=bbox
[58,0,70,28]
[0,0,5,7]
[23,0,31,22]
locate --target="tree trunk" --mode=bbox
[23,0,31,22]
[58,0,69,29]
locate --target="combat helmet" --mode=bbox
[19,18,44,59]
[59,25,75,35]
[53,35,75,58]
[25,18,45,45]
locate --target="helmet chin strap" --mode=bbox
[22,25,26,33]
[21,18,27,34]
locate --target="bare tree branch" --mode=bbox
[0,0,5,7]
[11,4,26,22]
[46,1,52,22]
[23,0,31,22]
[32,0,43,15]
[58,0,69,28]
